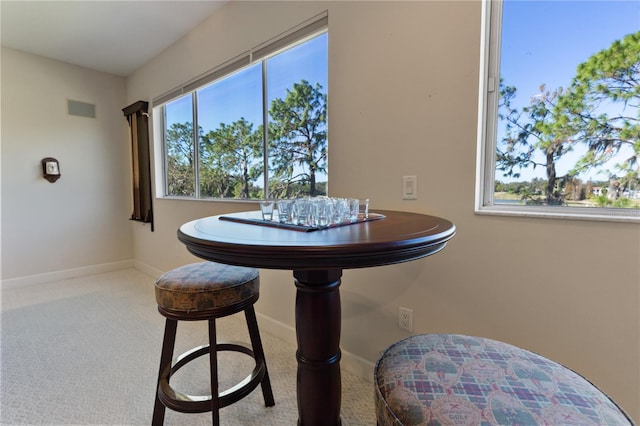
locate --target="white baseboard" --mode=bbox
[0,260,134,289]
[256,312,375,384]
[133,260,165,280]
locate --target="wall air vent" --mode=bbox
[67,100,96,118]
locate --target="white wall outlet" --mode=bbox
[402,176,417,199]
[398,307,413,332]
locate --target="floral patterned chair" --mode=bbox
[374,334,634,425]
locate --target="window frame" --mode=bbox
[153,12,328,202]
[475,1,639,223]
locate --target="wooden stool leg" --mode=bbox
[245,306,275,407]
[152,319,178,426]
[208,319,220,426]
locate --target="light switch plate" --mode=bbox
[402,175,417,199]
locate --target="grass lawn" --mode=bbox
[494,192,640,208]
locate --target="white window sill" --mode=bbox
[475,204,640,223]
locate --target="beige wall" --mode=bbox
[1,48,133,281]
[124,1,639,416]
[2,0,637,418]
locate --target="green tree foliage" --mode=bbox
[497,31,640,206]
[268,80,327,197]
[555,31,640,191]
[166,122,197,196]
[164,79,328,199]
[200,118,263,198]
[499,82,572,204]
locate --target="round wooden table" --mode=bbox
[178,210,456,426]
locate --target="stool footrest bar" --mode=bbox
[158,343,267,414]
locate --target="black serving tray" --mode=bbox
[219,212,385,232]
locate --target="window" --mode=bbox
[156,14,328,200]
[477,1,639,222]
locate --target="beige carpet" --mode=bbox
[0,268,375,425]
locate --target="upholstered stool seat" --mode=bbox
[152,262,275,426]
[374,334,634,426]
[154,262,261,315]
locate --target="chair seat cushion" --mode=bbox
[374,334,633,426]
[155,262,259,313]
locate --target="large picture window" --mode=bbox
[156,14,328,200]
[477,1,639,221]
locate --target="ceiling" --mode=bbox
[1,1,227,77]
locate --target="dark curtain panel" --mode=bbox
[122,101,153,231]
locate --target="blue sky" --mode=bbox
[164,32,328,190]
[501,0,639,103]
[498,0,639,182]
[166,33,328,136]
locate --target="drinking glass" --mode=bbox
[294,199,311,226]
[314,198,332,227]
[348,198,360,222]
[358,198,370,219]
[276,200,292,223]
[260,201,274,221]
[335,198,351,224]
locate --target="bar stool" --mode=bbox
[152,262,275,426]
[374,334,634,425]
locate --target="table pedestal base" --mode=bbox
[294,269,343,426]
